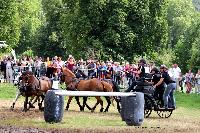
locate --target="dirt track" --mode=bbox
[0,100,200,133]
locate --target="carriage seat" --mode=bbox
[133,82,155,96]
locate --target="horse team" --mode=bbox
[10,67,121,113]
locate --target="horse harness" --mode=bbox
[71,78,81,91]
[22,74,41,94]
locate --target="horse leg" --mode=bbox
[29,96,36,109]
[23,96,28,112]
[66,96,73,111]
[75,96,83,111]
[104,96,111,112]
[83,96,92,111]
[91,96,103,112]
[10,90,21,110]
[36,95,45,111]
[115,97,121,113]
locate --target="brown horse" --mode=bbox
[61,67,114,112]
[79,79,121,113]
[20,71,52,111]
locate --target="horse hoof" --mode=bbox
[10,106,14,111]
[80,108,84,111]
[100,108,104,112]
[22,108,28,112]
[91,110,94,113]
[65,108,69,111]
[39,107,44,111]
[104,109,108,112]
[29,104,35,108]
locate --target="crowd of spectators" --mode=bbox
[0,55,200,94]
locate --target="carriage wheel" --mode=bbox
[144,95,153,118]
[157,110,173,118]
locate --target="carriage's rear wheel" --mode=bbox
[144,95,153,118]
[157,110,173,118]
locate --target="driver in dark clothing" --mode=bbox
[125,59,148,92]
[153,65,176,109]
[150,67,165,106]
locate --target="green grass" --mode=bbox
[174,92,200,109]
[0,83,17,99]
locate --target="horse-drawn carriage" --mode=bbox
[131,78,175,118]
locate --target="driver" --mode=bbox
[150,67,165,106]
[153,65,176,109]
[125,59,148,92]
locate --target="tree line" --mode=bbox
[0,0,199,73]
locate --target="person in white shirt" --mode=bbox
[195,69,200,94]
[6,57,13,83]
[171,64,181,91]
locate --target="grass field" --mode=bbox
[0,83,200,132]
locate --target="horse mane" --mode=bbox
[63,67,76,78]
[22,71,33,76]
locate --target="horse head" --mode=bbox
[61,67,76,85]
[19,71,40,95]
[20,71,34,86]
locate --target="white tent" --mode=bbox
[0,41,8,48]
[0,41,16,61]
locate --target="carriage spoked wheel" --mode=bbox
[144,95,153,118]
[155,99,173,118]
[156,109,173,118]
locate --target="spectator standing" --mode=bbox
[66,55,76,71]
[34,57,42,77]
[195,69,200,94]
[113,62,122,85]
[1,57,6,81]
[98,61,107,79]
[6,57,13,83]
[171,64,181,91]
[45,57,53,78]
[105,62,113,79]
[185,69,194,94]
[87,59,96,78]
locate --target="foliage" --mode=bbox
[187,21,200,72]
[0,0,199,70]
[15,0,45,55]
[22,49,35,58]
[29,0,67,58]
[59,0,168,61]
[167,0,200,73]
[0,0,20,48]
[150,48,175,67]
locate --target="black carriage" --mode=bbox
[132,79,175,118]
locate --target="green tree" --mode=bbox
[0,0,20,48]
[32,0,65,58]
[15,0,45,55]
[60,0,168,61]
